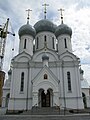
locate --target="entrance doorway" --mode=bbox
[5,93,10,107]
[82,92,87,108]
[41,90,50,107]
[38,89,53,107]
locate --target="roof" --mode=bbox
[18,23,36,38]
[55,24,72,38]
[81,80,90,89]
[34,19,57,34]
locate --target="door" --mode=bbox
[41,90,50,107]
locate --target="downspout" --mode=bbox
[26,62,29,111]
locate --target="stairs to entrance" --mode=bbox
[22,107,70,115]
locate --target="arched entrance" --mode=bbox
[38,89,53,107]
[41,90,50,107]
[82,92,87,108]
[5,93,10,107]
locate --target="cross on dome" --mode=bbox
[26,9,32,24]
[42,3,49,19]
[58,8,64,24]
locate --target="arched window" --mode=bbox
[52,37,55,49]
[64,38,67,48]
[67,71,71,91]
[20,72,24,92]
[44,35,47,42]
[24,39,27,49]
[44,74,48,79]
[36,37,39,49]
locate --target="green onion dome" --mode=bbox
[55,24,72,38]
[34,19,57,34]
[18,24,36,38]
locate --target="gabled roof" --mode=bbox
[81,80,90,89]
[12,51,32,62]
[32,65,59,84]
[60,50,80,61]
[33,48,59,61]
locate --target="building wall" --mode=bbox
[0,71,5,107]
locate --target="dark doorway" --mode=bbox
[5,93,10,107]
[41,90,50,107]
[82,92,87,108]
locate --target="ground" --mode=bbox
[0,114,90,120]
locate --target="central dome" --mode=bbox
[34,19,57,34]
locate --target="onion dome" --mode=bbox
[34,19,57,34]
[42,53,49,61]
[18,24,36,38]
[55,24,72,38]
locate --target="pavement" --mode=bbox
[0,114,90,120]
[0,107,90,120]
[0,107,7,115]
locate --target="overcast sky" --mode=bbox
[0,0,90,85]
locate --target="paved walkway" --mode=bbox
[0,114,90,120]
[0,107,7,115]
[0,107,90,120]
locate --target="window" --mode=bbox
[44,35,47,42]
[20,72,24,92]
[52,37,55,49]
[24,39,27,49]
[36,37,39,49]
[44,74,48,79]
[67,72,71,91]
[64,38,67,48]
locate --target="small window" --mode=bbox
[52,37,55,49]
[20,72,24,92]
[44,35,47,42]
[36,37,39,49]
[64,38,67,48]
[24,39,27,49]
[67,72,71,91]
[44,74,48,79]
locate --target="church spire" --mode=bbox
[58,8,64,24]
[26,9,32,24]
[42,3,49,19]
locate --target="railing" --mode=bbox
[32,101,41,108]
[54,103,60,114]
[31,101,41,114]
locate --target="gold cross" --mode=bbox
[26,9,32,24]
[42,3,49,19]
[58,8,64,24]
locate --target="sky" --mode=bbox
[0,0,90,85]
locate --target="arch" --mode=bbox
[36,81,58,93]
[32,49,59,62]
[38,88,53,107]
[5,93,10,107]
[82,92,87,108]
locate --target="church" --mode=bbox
[2,8,90,112]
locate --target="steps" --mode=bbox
[22,107,70,115]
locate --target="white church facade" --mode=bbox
[2,9,90,111]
